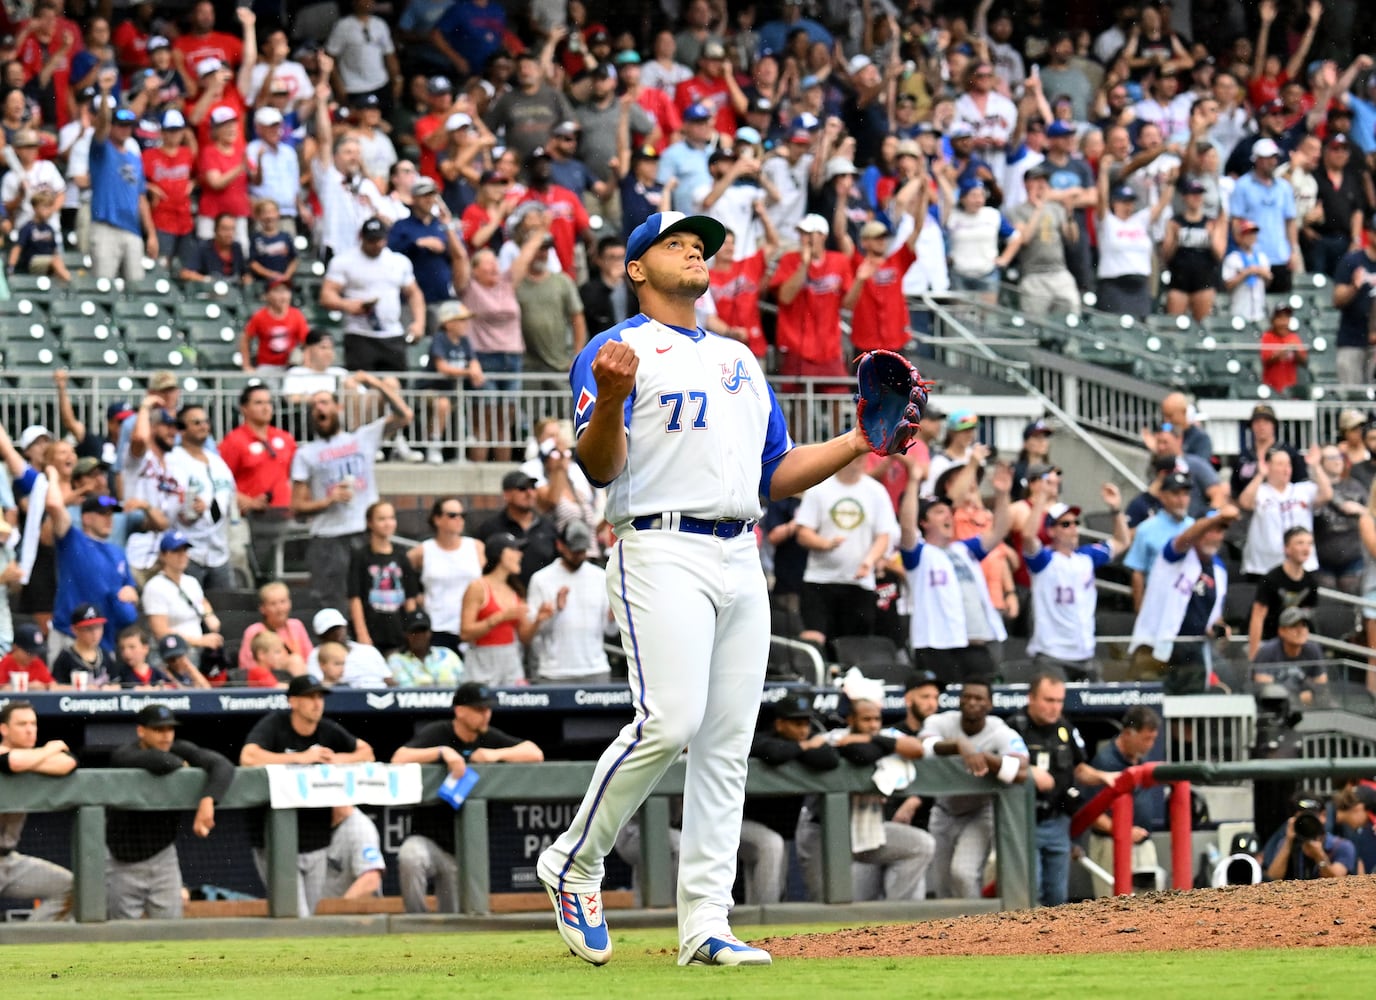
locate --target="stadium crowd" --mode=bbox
[6,0,1376,921]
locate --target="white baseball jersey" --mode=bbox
[901,537,1007,648]
[796,473,898,590]
[918,709,1028,816]
[570,315,793,527]
[122,448,184,570]
[166,447,236,570]
[323,808,385,898]
[1025,543,1112,661]
[1242,480,1320,576]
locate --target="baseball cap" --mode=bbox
[917,495,953,522]
[81,494,123,514]
[701,41,726,60]
[1338,408,1368,431]
[72,603,108,628]
[351,92,381,110]
[159,530,192,552]
[913,121,940,136]
[1251,403,1279,425]
[287,675,330,697]
[624,211,726,270]
[73,456,106,478]
[11,129,37,147]
[708,147,738,166]
[947,122,975,139]
[1278,607,1311,628]
[1180,177,1206,195]
[113,108,138,125]
[774,692,814,720]
[446,111,473,131]
[453,681,497,708]
[734,125,762,146]
[1111,184,1138,202]
[403,609,433,633]
[360,217,387,240]
[904,669,941,692]
[750,96,774,114]
[1023,419,1054,439]
[560,521,592,552]
[147,35,170,52]
[788,128,813,145]
[253,106,283,127]
[149,370,179,391]
[427,75,453,95]
[526,145,551,162]
[1162,471,1193,492]
[683,102,713,123]
[13,622,46,656]
[1237,218,1260,233]
[436,300,473,324]
[958,178,986,198]
[796,213,829,234]
[859,220,890,240]
[209,106,238,126]
[304,329,333,347]
[800,74,823,90]
[501,471,538,490]
[136,704,181,728]
[17,425,51,449]
[1025,163,1053,182]
[161,109,186,130]
[412,177,439,197]
[480,168,509,184]
[847,54,874,75]
[551,120,580,138]
[1251,137,1281,160]
[895,139,922,158]
[631,143,661,161]
[1046,120,1076,138]
[1326,132,1350,149]
[312,608,348,634]
[158,633,190,660]
[1262,99,1286,115]
[1024,462,1060,480]
[105,400,135,422]
[614,50,642,65]
[946,410,978,432]
[824,156,858,182]
[196,57,224,78]
[485,532,527,559]
[1047,502,1082,522]
[791,112,820,132]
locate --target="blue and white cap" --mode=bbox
[683,102,713,123]
[624,212,726,272]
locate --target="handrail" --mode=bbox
[770,634,827,686]
[921,294,1147,492]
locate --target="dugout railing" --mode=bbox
[0,757,1036,923]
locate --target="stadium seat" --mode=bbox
[830,635,911,685]
[1222,581,1257,630]
[1309,602,1357,643]
[4,273,55,295]
[0,296,44,319]
[123,323,181,350]
[176,299,237,323]
[66,342,131,370]
[193,342,242,369]
[59,319,119,344]
[2,341,63,368]
[112,300,169,326]
[129,343,194,370]
[121,276,176,300]
[49,299,108,323]
[182,321,238,345]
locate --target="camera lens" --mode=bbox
[1294,811,1324,841]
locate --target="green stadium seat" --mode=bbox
[175,299,237,323]
[129,343,195,370]
[193,341,243,369]
[59,319,119,343]
[120,276,177,300]
[0,296,44,318]
[66,342,131,370]
[182,320,238,345]
[4,273,56,295]
[112,299,170,325]
[49,298,108,323]
[2,341,63,368]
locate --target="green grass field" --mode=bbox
[7,926,1374,999]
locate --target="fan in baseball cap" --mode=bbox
[72,603,108,629]
[624,212,726,276]
[13,622,46,657]
[158,633,190,661]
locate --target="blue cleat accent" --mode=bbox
[542,880,612,966]
[688,935,773,966]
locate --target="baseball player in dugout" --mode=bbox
[105,704,234,919]
[537,211,927,967]
[0,700,77,920]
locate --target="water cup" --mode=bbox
[71,670,90,691]
[10,670,29,691]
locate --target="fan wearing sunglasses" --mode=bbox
[1022,483,1130,682]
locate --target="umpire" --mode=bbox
[106,704,235,919]
[1010,673,1116,906]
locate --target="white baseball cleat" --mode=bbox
[542,880,613,966]
[687,935,773,966]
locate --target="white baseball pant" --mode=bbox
[537,529,770,964]
[928,801,996,898]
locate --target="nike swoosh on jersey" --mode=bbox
[656,346,673,353]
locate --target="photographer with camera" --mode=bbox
[1262,792,1355,881]
[1011,673,1117,906]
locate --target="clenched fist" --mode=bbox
[591,340,639,403]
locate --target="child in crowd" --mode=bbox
[51,603,119,687]
[317,641,349,686]
[9,190,71,281]
[0,623,56,690]
[113,626,177,688]
[422,300,485,465]
[157,633,211,688]
[1259,303,1308,396]
[248,199,298,285]
[240,279,309,374]
[246,630,290,688]
[1222,220,1271,324]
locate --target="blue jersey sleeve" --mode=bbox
[1081,542,1113,567]
[997,213,1015,240]
[757,380,795,500]
[1024,547,1053,574]
[900,542,925,570]
[960,536,988,562]
[1161,538,1189,564]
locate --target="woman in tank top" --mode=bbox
[408,496,484,653]
[459,532,527,686]
[1162,178,1227,322]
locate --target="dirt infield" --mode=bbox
[754,876,1376,957]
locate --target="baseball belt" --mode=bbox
[630,514,757,539]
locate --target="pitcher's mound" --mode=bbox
[754,876,1376,958]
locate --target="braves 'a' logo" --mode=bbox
[721,359,758,397]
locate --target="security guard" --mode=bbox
[1010,672,1116,906]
